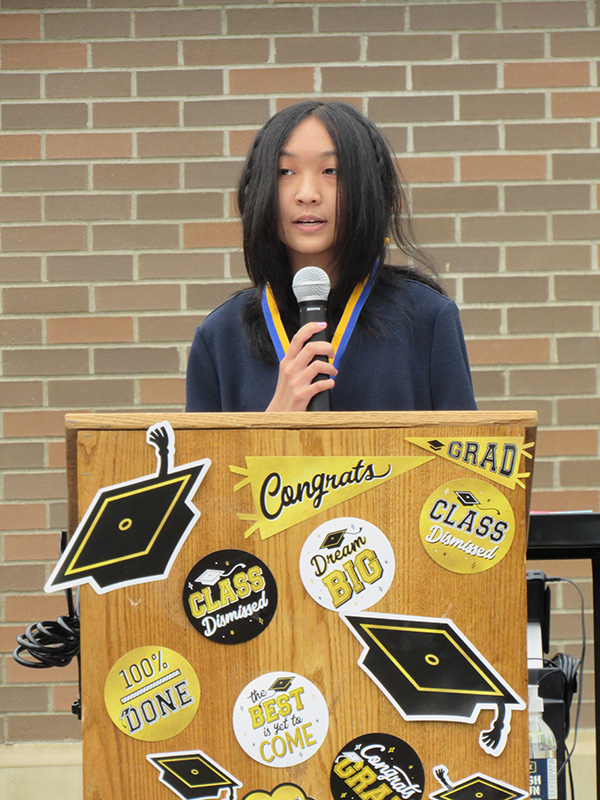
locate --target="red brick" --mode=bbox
[4,348,90,378]
[505,61,590,88]
[552,91,600,118]
[502,1,588,28]
[94,284,180,312]
[46,132,132,160]
[400,157,454,183]
[536,429,599,457]
[139,378,185,405]
[322,65,407,93]
[45,194,131,222]
[137,130,222,158]
[46,71,131,99]
[459,32,545,60]
[1,42,87,69]
[93,101,179,129]
[467,337,550,366]
[6,712,81,741]
[135,8,221,37]
[410,2,495,30]
[0,134,41,160]
[2,102,88,131]
[93,223,178,251]
[46,317,134,344]
[3,411,71,438]
[138,252,224,280]
[93,162,179,190]
[183,221,242,248]
[184,37,270,66]
[0,196,41,222]
[48,379,134,409]
[461,154,546,181]
[230,67,314,94]
[2,381,43,408]
[0,504,46,532]
[0,318,42,345]
[510,368,596,396]
[1,225,87,254]
[227,6,312,35]
[2,164,87,192]
[92,40,178,68]
[0,12,39,39]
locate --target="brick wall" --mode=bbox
[1,1,598,743]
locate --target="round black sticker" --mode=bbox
[331,733,424,800]
[183,549,277,644]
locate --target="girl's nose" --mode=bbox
[295,175,320,204]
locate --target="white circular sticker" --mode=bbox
[299,517,395,612]
[232,671,329,768]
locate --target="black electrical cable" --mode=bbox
[12,532,82,717]
[544,575,587,795]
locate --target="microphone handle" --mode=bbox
[298,300,331,412]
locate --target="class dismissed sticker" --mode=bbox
[231,456,433,540]
[419,479,515,574]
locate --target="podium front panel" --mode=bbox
[68,412,536,800]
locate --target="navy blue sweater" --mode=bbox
[186,279,476,412]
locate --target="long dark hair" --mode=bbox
[237,100,443,356]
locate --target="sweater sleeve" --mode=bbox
[430,300,477,410]
[185,326,222,412]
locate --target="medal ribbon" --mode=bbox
[261,263,378,369]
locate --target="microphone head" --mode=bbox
[292,266,331,304]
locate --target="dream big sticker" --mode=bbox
[341,611,525,757]
[430,765,528,800]
[299,517,394,611]
[105,645,200,741]
[147,749,242,800]
[45,421,211,594]
[232,672,329,767]
[183,549,277,644]
[331,733,424,800]
[419,479,515,574]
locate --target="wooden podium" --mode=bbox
[64,411,537,800]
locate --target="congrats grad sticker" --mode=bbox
[232,672,329,768]
[299,517,395,612]
[331,733,424,800]
[419,478,515,574]
[104,646,200,741]
[183,549,277,644]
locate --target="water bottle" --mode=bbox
[529,684,558,800]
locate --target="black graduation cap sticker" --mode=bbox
[147,749,242,800]
[45,421,211,594]
[430,765,528,800]
[341,611,525,757]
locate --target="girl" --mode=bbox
[186,100,476,412]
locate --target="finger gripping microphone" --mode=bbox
[292,266,332,412]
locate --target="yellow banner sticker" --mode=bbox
[104,645,199,742]
[419,478,515,574]
[407,436,534,490]
[231,456,434,540]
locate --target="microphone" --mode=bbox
[292,266,332,412]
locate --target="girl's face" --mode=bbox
[277,116,339,278]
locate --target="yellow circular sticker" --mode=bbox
[419,479,515,574]
[104,645,200,741]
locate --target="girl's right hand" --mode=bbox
[266,321,337,412]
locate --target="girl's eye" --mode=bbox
[279,167,293,176]
[324,167,337,175]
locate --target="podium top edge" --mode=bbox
[64,410,538,431]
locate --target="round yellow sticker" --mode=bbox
[104,645,199,741]
[419,479,515,574]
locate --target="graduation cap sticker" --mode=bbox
[430,765,528,800]
[147,749,242,800]
[45,421,211,594]
[341,611,525,757]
